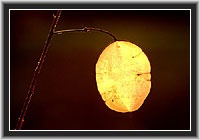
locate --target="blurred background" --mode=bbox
[10,10,190,130]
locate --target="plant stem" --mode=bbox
[54,27,118,41]
[15,10,62,130]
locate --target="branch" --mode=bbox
[54,27,118,41]
[15,10,62,130]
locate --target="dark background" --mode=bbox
[10,10,190,130]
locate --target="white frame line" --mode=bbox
[9,9,192,132]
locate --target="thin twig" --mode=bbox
[15,10,62,130]
[54,27,118,41]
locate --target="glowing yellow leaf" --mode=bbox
[95,41,151,113]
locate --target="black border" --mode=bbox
[3,3,197,137]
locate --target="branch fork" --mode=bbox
[15,10,118,130]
